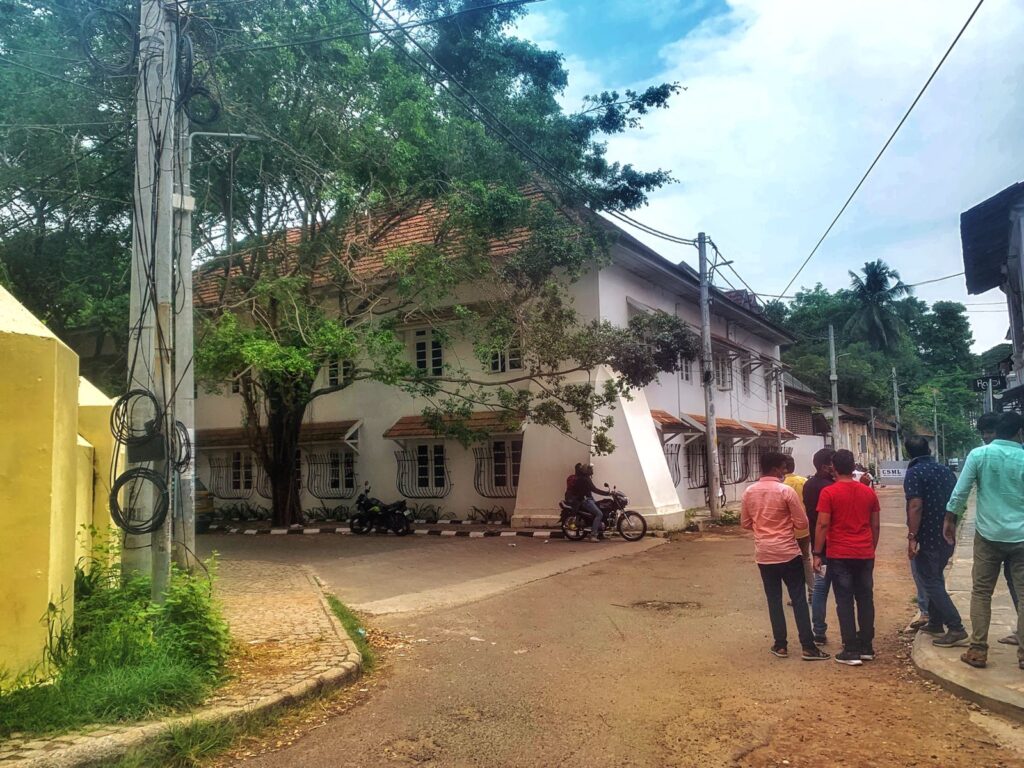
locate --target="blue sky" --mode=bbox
[514,0,1024,355]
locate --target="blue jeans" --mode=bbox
[811,565,832,637]
[910,557,929,616]
[581,498,604,538]
[914,546,963,632]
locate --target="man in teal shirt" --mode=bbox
[945,411,1024,669]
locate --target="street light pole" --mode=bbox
[892,367,903,462]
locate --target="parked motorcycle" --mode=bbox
[350,484,412,536]
[559,484,647,542]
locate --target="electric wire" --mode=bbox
[778,0,986,297]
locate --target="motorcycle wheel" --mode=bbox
[561,513,588,541]
[390,512,412,536]
[617,511,647,542]
[349,513,372,535]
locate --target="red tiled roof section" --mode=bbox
[744,420,797,441]
[197,420,358,448]
[383,411,523,439]
[685,413,757,437]
[651,409,684,427]
[193,190,549,309]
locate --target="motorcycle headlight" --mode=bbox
[621,496,628,506]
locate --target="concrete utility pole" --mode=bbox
[932,389,940,463]
[869,405,877,469]
[173,108,194,569]
[775,366,785,448]
[698,232,722,519]
[125,0,177,597]
[892,367,903,462]
[829,324,840,450]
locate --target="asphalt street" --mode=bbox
[207,489,1024,768]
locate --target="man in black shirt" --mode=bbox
[568,463,613,542]
[803,448,835,644]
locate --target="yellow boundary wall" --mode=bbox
[0,286,118,682]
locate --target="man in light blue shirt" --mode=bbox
[945,411,1024,669]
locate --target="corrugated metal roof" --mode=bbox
[960,181,1024,295]
[685,413,758,438]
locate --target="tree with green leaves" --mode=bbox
[1,0,697,525]
[845,260,911,352]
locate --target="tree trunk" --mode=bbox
[264,381,310,526]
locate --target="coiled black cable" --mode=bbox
[80,7,139,77]
[110,467,169,535]
[110,388,163,445]
[182,84,221,125]
[172,419,192,472]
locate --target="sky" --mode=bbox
[513,0,1024,354]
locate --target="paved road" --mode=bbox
[216,489,1024,768]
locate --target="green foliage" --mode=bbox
[0,559,231,737]
[325,595,375,672]
[777,261,981,458]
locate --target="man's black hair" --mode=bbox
[832,449,856,475]
[995,412,1024,441]
[812,448,835,471]
[976,412,1000,433]
[760,451,789,475]
[904,435,930,459]
[784,455,796,473]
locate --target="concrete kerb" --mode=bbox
[207,523,669,539]
[4,570,363,768]
[910,503,1024,723]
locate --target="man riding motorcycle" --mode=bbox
[566,463,614,542]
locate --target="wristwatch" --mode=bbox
[907,532,918,540]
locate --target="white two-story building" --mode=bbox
[194,212,825,530]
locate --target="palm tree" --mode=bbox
[844,260,912,351]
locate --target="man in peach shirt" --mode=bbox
[742,451,830,661]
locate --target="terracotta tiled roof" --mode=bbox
[685,413,758,438]
[193,191,546,309]
[197,420,358,448]
[383,411,523,440]
[651,410,702,433]
[743,420,797,441]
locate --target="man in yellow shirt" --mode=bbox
[784,455,813,592]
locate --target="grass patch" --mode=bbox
[108,712,275,768]
[325,595,375,671]
[0,557,231,737]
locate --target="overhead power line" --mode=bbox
[778,0,986,297]
[220,0,548,55]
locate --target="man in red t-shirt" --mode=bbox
[812,449,881,666]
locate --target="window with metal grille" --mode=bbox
[490,346,523,373]
[415,330,443,376]
[714,353,733,391]
[681,356,692,383]
[663,442,682,486]
[416,443,446,490]
[229,374,241,395]
[231,450,253,490]
[326,360,354,387]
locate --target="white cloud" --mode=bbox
[590,0,1024,353]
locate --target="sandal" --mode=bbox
[961,648,988,668]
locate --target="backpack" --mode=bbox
[565,474,578,500]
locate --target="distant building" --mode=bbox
[192,209,823,528]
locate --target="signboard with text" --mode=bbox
[878,460,910,485]
[973,375,1007,393]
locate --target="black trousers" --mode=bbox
[758,555,815,650]
[830,558,875,651]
